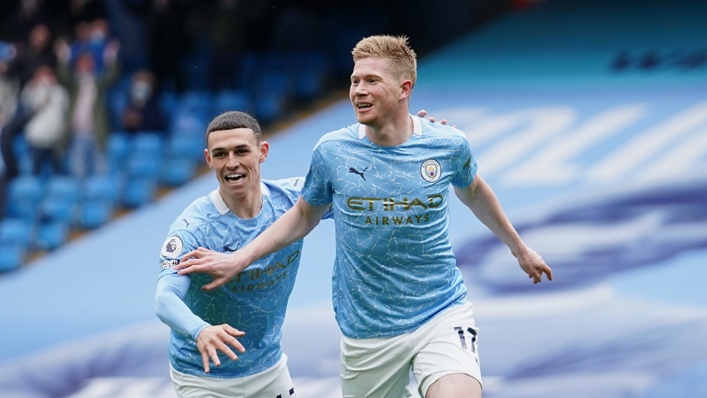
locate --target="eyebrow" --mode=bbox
[211,144,251,152]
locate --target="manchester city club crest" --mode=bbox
[421,159,442,182]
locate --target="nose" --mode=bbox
[353,82,367,96]
[226,152,239,168]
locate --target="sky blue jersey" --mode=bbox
[302,116,478,338]
[155,177,311,378]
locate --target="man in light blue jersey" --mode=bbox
[155,111,322,397]
[177,36,552,398]
[157,108,444,398]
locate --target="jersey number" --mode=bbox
[454,326,477,353]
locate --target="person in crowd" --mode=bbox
[20,65,69,175]
[6,23,56,87]
[121,69,166,134]
[55,37,119,178]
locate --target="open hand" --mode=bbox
[177,247,247,291]
[196,324,246,373]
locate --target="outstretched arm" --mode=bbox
[454,174,552,283]
[176,197,330,291]
[154,272,245,372]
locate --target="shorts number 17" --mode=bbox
[454,326,477,353]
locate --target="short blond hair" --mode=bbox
[352,35,417,86]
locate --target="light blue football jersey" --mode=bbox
[302,116,478,338]
[157,177,309,378]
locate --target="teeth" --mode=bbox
[357,104,372,109]
[225,174,245,182]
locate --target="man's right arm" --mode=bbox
[155,270,246,372]
[176,197,329,291]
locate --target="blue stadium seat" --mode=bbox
[78,200,113,229]
[46,175,81,203]
[35,220,69,251]
[82,174,122,204]
[178,91,213,120]
[130,133,165,156]
[39,198,78,225]
[161,158,197,187]
[40,176,81,225]
[0,218,33,249]
[126,155,161,180]
[254,92,286,123]
[6,176,43,222]
[167,133,205,163]
[213,90,251,115]
[170,112,207,136]
[0,242,25,272]
[121,177,157,208]
[256,70,292,98]
[107,133,131,171]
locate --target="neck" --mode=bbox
[365,110,413,146]
[219,185,263,219]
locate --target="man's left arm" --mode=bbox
[454,174,553,284]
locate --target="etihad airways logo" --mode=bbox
[347,195,443,212]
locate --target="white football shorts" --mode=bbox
[170,354,297,398]
[340,301,482,398]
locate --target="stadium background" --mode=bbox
[1,0,707,397]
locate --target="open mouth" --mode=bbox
[225,173,245,184]
[357,103,372,110]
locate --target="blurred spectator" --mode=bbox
[121,69,165,133]
[0,43,20,129]
[2,0,50,44]
[20,65,69,175]
[0,42,23,183]
[56,0,108,40]
[56,38,120,179]
[69,19,112,75]
[7,23,57,87]
[123,0,189,93]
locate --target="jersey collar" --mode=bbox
[357,115,423,139]
[209,183,272,216]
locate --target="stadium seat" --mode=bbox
[0,242,25,272]
[39,176,81,225]
[178,90,213,120]
[254,92,286,123]
[161,158,197,187]
[121,177,157,208]
[78,200,113,229]
[6,176,43,222]
[106,133,131,171]
[212,90,250,115]
[46,175,81,203]
[82,174,122,204]
[125,155,162,180]
[35,220,69,251]
[39,198,78,225]
[167,133,205,163]
[170,112,207,136]
[130,133,165,156]
[0,218,33,249]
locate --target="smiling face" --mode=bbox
[205,128,269,205]
[350,57,411,129]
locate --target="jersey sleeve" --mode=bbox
[451,135,479,188]
[301,145,334,207]
[271,176,334,220]
[154,230,210,341]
